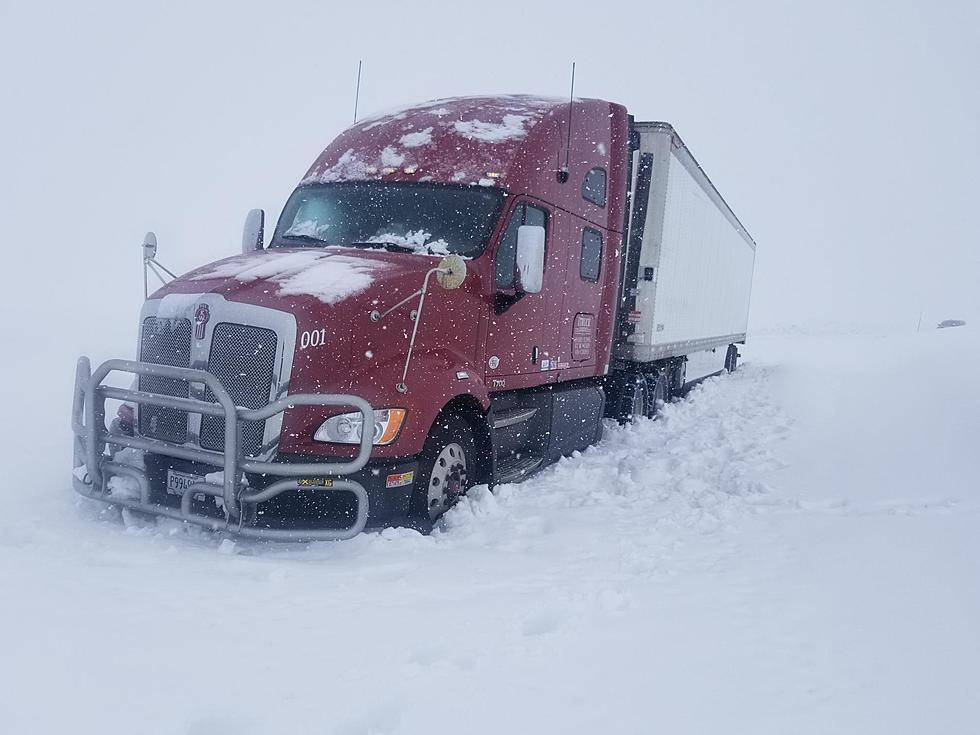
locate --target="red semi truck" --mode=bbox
[71,95,756,540]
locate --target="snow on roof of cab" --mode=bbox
[302,95,566,188]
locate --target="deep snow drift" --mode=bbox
[1,327,978,734]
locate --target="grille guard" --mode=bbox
[71,357,374,541]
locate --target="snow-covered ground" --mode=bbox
[1,327,978,734]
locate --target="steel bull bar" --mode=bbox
[71,357,374,541]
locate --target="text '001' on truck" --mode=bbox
[72,95,756,540]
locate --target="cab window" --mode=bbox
[580,227,603,282]
[495,203,548,289]
[582,168,607,207]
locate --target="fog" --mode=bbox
[0,0,976,480]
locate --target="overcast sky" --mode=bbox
[1,0,977,364]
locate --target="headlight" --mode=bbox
[313,408,407,445]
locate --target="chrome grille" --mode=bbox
[138,317,192,443]
[200,323,278,457]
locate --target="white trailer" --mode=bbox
[614,121,756,383]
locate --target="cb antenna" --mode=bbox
[353,60,363,123]
[559,61,576,183]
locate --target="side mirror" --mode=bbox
[515,225,545,294]
[242,209,265,253]
[142,231,158,262]
[436,255,467,290]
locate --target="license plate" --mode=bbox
[167,469,204,495]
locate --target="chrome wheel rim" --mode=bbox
[427,442,467,519]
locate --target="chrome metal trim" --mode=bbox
[138,293,298,462]
[72,356,373,541]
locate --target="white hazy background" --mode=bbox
[0,0,977,486]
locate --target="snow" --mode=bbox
[365,229,451,256]
[282,219,321,238]
[192,250,380,304]
[399,127,433,148]
[308,147,373,182]
[379,145,405,167]
[2,327,979,733]
[106,474,140,500]
[453,113,529,143]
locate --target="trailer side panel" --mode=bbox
[616,123,755,363]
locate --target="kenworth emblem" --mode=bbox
[194,304,210,340]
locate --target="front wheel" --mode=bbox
[410,414,476,521]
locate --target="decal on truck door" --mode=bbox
[572,313,595,361]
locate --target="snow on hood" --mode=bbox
[190,250,381,305]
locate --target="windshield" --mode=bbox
[271,182,505,257]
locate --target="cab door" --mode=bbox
[484,199,564,389]
[557,219,609,371]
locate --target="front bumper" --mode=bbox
[71,356,378,541]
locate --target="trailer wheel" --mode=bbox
[411,414,476,522]
[648,371,669,417]
[615,374,649,425]
[725,345,739,373]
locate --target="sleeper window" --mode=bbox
[580,228,602,282]
[582,167,607,207]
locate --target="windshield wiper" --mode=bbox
[279,233,328,245]
[350,241,415,253]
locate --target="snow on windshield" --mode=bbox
[283,219,321,238]
[365,229,451,256]
[191,250,380,304]
[282,222,454,257]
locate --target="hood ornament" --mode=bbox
[194,303,211,340]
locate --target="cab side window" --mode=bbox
[580,227,603,282]
[582,168,607,207]
[495,203,548,289]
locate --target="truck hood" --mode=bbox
[146,246,485,459]
[151,246,471,390]
[162,247,422,308]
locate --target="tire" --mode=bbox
[647,371,669,418]
[410,414,476,521]
[616,373,649,425]
[725,344,739,373]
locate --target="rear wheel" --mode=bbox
[725,344,739,373]
[647,371,669,417]
[616,374,649,425]
[411,414,476,521]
